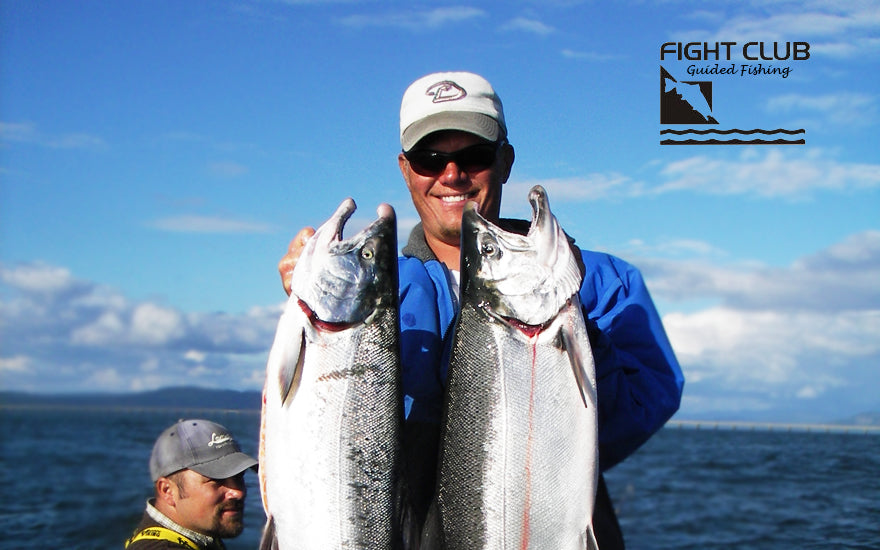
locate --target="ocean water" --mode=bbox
[605,427,880,549]
[0,407,878,549]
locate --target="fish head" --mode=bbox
[460,185,583,326]
[290,199,397,325]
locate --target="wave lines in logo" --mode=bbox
[660,128,805,145]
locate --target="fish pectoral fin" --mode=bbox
[278,328,306,405]
[585,523,600,550]
[265,310,307,405]
[561,317,597,410]
[258,515,279,550]
[418,500,443,550]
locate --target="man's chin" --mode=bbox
[216,523,244,539]
[216,512,245,538]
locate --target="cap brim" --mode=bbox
[189,452,259,480]
[402,111,501,151]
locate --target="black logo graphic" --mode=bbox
[661,67,717,124]
[659,66,804,145]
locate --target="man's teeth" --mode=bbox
[441,194,470,203]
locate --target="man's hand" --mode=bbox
[278,227,316,296]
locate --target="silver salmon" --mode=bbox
[423,185,599,550]
[259,198,404,549]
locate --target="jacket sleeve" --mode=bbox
[579,251,684,470]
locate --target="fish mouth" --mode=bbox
[316,199,395,251]
[498,314,550,338]
[526,186,549,237]
[297,299,357,332]
[331,198,356,241]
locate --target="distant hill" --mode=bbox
[0,386,261,411]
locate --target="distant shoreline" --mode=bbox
[666,419,880,435]
[0,403,261,413]
[3,387,878,431]
[0,386,261,411]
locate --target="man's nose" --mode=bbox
[439,160,466,184]
[223,474,247,496]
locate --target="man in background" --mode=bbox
[125,418,258,549]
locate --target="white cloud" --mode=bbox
[670,1,880,59]
[140,357,161,372]
[0,263,279,393]
[665,307,879,370]
[0,262,76,294]
[0,121,107,150]
[560,49,624,62]
[656,149,880,198]
[502,17,555,36]
[71,311,127,346]
[664,307,878,408]
[642,230,880,311]
[150,215,273,234]
[507,173,641,203]
[0,355,32,373]
[129,373,168,393]
[208,161,250,177]
[512,150,880,201]
[185,350,207,363]
[338,7,486,30]
[643,230,880,420]
[812,36,880,58]
[623,238,728,260]
[130,303,185,345]
[766,92,878,127]
[88,368,125,390]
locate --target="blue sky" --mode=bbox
[1,0,878,423]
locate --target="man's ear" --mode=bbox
[499,142,515,183]
[155,477,176,506]
[398,152,418,193]
[398,153,412,183]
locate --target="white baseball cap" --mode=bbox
[399,71,507,151]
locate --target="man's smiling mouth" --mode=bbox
[439,193,475,203]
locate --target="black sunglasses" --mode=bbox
[403,141,505,176]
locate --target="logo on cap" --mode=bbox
[426,81,467,103]
[208,432,233,448]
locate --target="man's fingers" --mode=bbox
[278,227,316,296]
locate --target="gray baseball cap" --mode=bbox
[149,419,258,482]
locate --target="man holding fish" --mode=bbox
[275,71,684,549]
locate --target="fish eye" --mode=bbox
[480,241,499,257]
[360,246,374,260]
